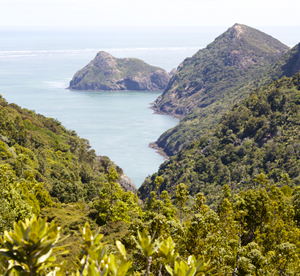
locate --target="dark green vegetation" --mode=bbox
[154,24,291,156]
[140,73,300,204]
[1,24,300,275]
[154,23,288,117]
[1,184,299,275]
[69,51,170,91]
[0,96,138,234]
[268,42,300,80]
[1,74,299,274]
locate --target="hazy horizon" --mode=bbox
[1,0,300,28]
[0,25,299,51]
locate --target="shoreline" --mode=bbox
[149,103,180,160]
[150,103,184,119]
[149,142,169,160]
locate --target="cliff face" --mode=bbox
[69,51,170,91]
[154,24,289,117]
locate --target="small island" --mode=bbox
[69,51,170,91]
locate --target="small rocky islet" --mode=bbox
[69,51,170,91]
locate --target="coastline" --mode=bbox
[149,102,180,160]
[150,102,184,119]
[149,141,169,160]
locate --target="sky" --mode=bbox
[1,0,300,28]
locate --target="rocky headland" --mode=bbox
[69,51,170,91]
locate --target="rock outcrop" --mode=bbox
[69,51,170,91]
[118,174,136,192]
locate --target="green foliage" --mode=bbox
[89,167,142,225]
[134,230,158,258]
[0,216,64,275]
[154,24,290,156]
[76,223,131,276]
[165,255,210,276]
[175,183,189,221]
[0,185,299,275]
[0,164,44,232]
[141,73,300,204]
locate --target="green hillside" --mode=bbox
[268,42,300,79]
[0,71,299,276]
[154,23,288,117]
[155,43,300,157]
[153,24,290,156]
[0,96,140,233]
[140,73,300,204]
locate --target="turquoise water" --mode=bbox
[0,27,298,186]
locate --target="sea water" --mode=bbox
[0,26,298,186]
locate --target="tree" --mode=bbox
[175,183,189,222]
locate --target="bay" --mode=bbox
[0,26,297,186]
[0,50,180,187]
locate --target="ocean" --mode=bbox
[0,26,298,186]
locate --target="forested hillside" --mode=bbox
[0,73,299,276]
[268,42,300,80]
[0,96,140,233]
[0,24,299,275]
[155,42,300,157]
[153,24,293,156]
[1,183,299,274]
[140,73,300,204]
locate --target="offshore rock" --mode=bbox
[69,51,170,91]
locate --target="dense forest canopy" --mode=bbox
[140,73,300,204]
